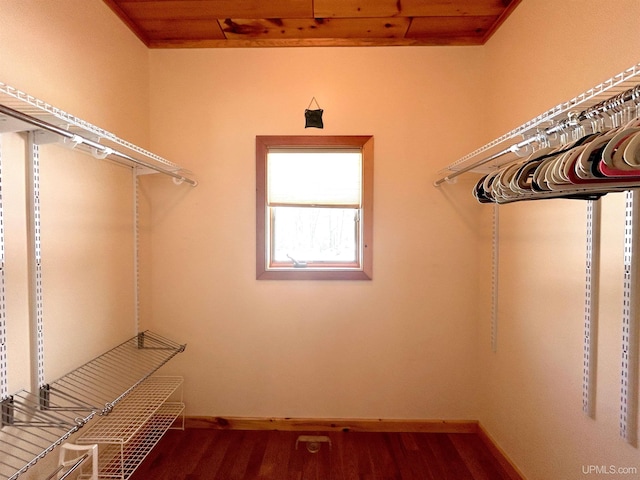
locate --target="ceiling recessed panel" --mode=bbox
[103,0,521,47]
[221,17,410,40]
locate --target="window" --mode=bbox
[256,136,373,280]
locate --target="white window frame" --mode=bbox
[256,136,373,280]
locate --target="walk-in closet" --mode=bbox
[0,1,639,479]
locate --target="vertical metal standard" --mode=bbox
[491,204,499,352]
[583,199,601,418]
[27,132,45,393]
[621,190,639,445]
[133,171,140,335]
[0,134,7,400]
[0,135,9,423]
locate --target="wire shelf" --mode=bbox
[85,403,183,480]
[0,391,94,480]
[42,331,185,416]
[436,62,640,182]
[0,82,197,186]
[77,384,184,480]
[0,331,185,480]
[0,82,179,170]
[77,377,183,445]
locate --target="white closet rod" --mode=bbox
[434,83,640,187]
[434,136,535,186]
[0,104,197,187]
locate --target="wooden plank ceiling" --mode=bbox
[103,0,521,48]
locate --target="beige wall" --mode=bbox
[0,0,149,144]
[0,0,148,398]
[478,1,640,479]
[0,0,640,479]
[143,46,488,419]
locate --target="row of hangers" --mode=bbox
[474,86,640,204]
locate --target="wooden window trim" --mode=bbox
[256,135,373,280]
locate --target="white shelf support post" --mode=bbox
[583,199,601,418]
[621,190,640,445]
[133,172,140,335]
[491,204,499,353]
[0,134,7,401]
[26,131,45,395]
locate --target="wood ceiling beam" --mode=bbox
[114,0,313,20]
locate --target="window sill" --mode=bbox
[256,269,372,281]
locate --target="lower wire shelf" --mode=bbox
[76,376,184,480]
[0,390,94,480]
[0,331,186,480]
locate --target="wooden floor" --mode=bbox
[130,429,515,480]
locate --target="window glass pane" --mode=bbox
[272,206,358,263]
[267,149,362,206]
